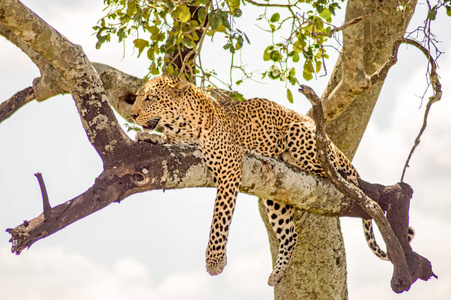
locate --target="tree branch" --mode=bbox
[0,22,68,102]
[34,173,52,221]
[0,61,142,125]
[1,18,143,123]
[299,84,436,293]
[7,141,361,255]
[1,0,131,161]
[243,0,295,8]
[319,1,418,124]
[0,86,34,122]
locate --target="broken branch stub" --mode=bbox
[298,84,435,293]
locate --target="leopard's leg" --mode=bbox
[282,121,326,176]
[263,199,298,286]
[201,136,243,276]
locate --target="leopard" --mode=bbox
[129,75,411,286]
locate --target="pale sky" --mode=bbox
[1,1,450,299]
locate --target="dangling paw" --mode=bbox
[268,267,286,286]
[206,252,227,275]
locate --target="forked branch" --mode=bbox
[299,84,436,293]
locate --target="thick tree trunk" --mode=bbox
[262,1,418,298]
[261,203,348,299]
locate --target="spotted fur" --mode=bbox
[363,219,415,261]
[129,75,404,285]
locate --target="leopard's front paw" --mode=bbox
[267,268,285,286]
[135,131,167,144]
[206,253,227,276]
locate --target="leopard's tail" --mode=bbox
[362,219,415,261]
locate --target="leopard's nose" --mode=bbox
[129,113,139,120]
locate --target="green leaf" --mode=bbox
[117,28,126,42]
[179,4,191,23]
[270,12,280,23]
[293,39,305,53]
[182,37,194,49]
[147,48,155,60]
[315,60,322,72]
[263,45,272,61]
[149,62,160,75]
[198,6,207,22]
[95,34,108,49]
[270,50,281,62]
[447,6,451,17]
[235,36,244,50]
[329,4,336,16]
[148,25,159,34]
[229,0,241,13]
[233,8,242,17]
[219,11,231,28]
[209,12,219,30]
[319,8,332,21]
[133,38,149,57]
[304,60,314,72]
[292,51,300,62]
[303,69,313,81]
[303,60,314,80]
[287,88,293,103]
[428,5,438,20]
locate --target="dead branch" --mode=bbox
[299,84,436,293]
[34,173,52,221]
[0,86,34,122]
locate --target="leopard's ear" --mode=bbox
[173,81,190,92]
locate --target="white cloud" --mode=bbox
[156,271,210,300]
[0,245,212,300]
[226,252,273,295]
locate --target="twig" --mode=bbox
[243,0,296,8]
[314,8,380,38]
[34,172,52,221]
[399,38,442,181]
[298,84,411,293]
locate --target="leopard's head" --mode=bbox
[129,75,190,131]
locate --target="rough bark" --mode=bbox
[5,140,363,255]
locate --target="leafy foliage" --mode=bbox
[93,0,344,100]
